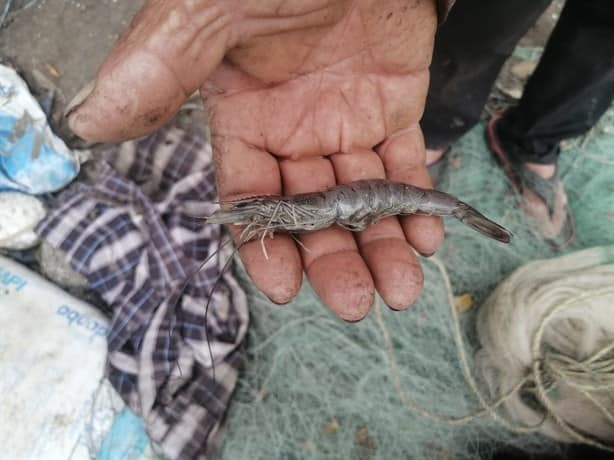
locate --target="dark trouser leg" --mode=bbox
[497,0,614,165]
[421,0,552,150]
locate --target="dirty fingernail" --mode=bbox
[418,251,435,258]
[267,295,291,306]
[342,315,367,323]
[65,79,96,117]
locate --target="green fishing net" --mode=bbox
[219,71,614,459]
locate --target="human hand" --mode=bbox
[67,0,444,321]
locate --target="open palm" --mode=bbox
[67,0,443,321]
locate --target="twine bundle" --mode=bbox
[476,246,614,448]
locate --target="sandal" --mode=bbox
[486,112,575,249]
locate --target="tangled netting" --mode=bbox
[217,102,614,459]
[477,246,614,448]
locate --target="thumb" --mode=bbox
[67,0,235,142]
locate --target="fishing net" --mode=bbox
[218,59,614,459]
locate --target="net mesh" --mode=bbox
[219,86,614,460]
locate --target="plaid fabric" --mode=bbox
[37,125,248,459]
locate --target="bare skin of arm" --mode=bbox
[67,0,444,321]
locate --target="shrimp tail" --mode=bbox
[453,202,512,243]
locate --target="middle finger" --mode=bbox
[279,156,375,322]
[330,149,424,310]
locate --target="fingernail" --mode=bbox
[342,316,365,324]
[418,251,435,258]
[65,79,96,118]
[268,297,290,306]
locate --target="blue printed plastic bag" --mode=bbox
[0,65,80,194]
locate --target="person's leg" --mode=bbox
[495,0,614,176]
[422,0,552,162]
[487,0,614,246]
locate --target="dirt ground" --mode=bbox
[0,0,141,131]
[0,0,565,141]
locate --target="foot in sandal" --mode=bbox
[486,112,575,249]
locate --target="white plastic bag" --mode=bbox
[0,256,158,459]
[0,64,80,194]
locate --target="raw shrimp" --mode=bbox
[189,179,511,379]
[207,179,512,244]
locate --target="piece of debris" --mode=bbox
[0,64,80,194]
[37,241,89,289]
[355,426,376,451]
[0,191,45,249]
[450,155,463,170]
[255,387,269,402]
[323,418,340,434]
[45,63,60,78]
[454,292,474,313]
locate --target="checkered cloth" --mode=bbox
[37,125,249,459]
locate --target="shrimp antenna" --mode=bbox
[202,244,239,381]
[166,235,236,380]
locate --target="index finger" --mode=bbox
[376,127,445,256]
[213,136,303,304]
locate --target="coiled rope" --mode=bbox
[375,246,614,451]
